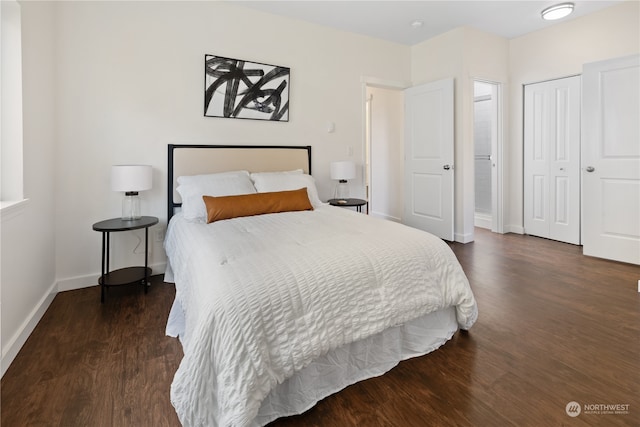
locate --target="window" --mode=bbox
[1,0,25,207]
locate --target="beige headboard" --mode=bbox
[167,144,312,221]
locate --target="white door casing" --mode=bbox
[524,76,581,245]
[404,78,454,241]
[489,83,501,233]
[582,55,640,265]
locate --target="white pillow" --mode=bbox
[177,171,257,220]
[250,169,303,177]
[251,172,323,208]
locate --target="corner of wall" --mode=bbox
[455,231,475,244]
[1,280,57,378]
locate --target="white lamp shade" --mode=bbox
[111,165,152,192]
[330,161,356,181]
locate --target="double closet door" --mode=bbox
[524,76,581,245]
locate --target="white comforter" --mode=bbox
[165,206,477,427]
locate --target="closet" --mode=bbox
[523,76,581,245]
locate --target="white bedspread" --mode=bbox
[165,206,477,427]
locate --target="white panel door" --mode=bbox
[404,78,454,241]
[524,76,581,244]
[582,55,640,265]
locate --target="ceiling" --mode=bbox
[231,1,623,46]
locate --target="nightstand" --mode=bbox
[328,198,368,214]
[92,216,159,303]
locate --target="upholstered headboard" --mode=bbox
[167,144,312,221]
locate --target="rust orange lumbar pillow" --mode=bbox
[202,187,314,223]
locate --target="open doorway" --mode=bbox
[364,84,404,222]
[473,80,501,232]
[362,78,503,235]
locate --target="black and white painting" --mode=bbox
[204,55,290,121]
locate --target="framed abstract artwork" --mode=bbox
[204,54,290,121]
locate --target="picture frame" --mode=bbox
[204,54,290,122]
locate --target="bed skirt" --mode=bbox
[166,285,457,426]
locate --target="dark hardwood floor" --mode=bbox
[2,229,639,426]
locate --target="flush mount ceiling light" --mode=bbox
[541,2,574,20]
[411,20,424,29]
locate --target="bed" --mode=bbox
[164,144,478,427]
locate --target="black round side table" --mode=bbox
[328,198,368,214]
[92,216,159,303]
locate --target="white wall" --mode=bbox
[1,0,57,375]
[507,1,640,232]
[51,1,411,288]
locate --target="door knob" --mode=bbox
[443,165,451,170]
[585,166,595,172]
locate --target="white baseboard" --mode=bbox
[1,281,57,377]
[474,213,492,230]
[370,212,402,223]
[454,231,474,244]
[56,262,167,292]
[504,224,525,234]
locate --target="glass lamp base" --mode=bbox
[334,180,349,201]
[122,192,141,220]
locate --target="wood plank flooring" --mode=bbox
[2,229,639,426]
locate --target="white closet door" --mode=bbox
[582,55,640,265]
[524,76,581,244]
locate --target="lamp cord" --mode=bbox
[132,232,144,255]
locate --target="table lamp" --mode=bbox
[330,161,356,203]
[111,165,152,220]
